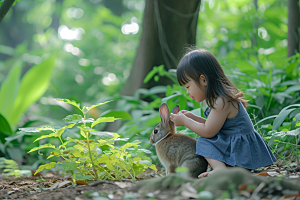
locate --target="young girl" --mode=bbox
[170,48,276,178]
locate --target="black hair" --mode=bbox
[177,48,247,109]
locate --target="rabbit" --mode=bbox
[150,103,208,178]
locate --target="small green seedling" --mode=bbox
[36,175,46,182]
[26,99,156,181]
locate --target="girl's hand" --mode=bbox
[179,110,193,118]
[170,112,187,126]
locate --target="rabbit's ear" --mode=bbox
[171,105,180,114]
[159,103,170,123]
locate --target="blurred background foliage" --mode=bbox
[0,0,300,167]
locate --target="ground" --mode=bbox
[1,162,300,200]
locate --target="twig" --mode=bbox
[0,0,15,23]
[251,182,265,199]
[89,180,120,187]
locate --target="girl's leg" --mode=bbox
[198,157,226,178]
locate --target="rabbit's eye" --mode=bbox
[154,130,158,134]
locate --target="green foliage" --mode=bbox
[0,55,56,129]
[265,120,300,165]
[197,0,300,128]
[26,99,156,181]
[0,114,12,140]
[0,157,21,178]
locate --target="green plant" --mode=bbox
[0,157,21,178]
[265,121,300,166]
[25,99,156,181]
[260,104,300,166]
[255,104,300,132]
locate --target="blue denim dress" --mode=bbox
[196,101,276,169]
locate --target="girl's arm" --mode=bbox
[171,98,229,138]
[180,110,206,124]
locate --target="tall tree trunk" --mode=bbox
[121,0,201,96]
[288,0,300,57]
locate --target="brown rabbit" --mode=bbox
[150,103,208,178]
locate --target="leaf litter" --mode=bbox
[0,164,300,200]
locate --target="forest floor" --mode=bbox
[0,161,300,200]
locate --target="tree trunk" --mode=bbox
[287,0,300,57]
[0,0,15,23]
[121,0,201,96]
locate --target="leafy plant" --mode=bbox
[0,157,21,178]
[255,104,300,133]
[25,99,156,181]
[265,121,300,166]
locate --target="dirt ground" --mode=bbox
[1,162,300,200]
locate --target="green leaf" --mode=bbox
[0,59,22,121]
[143,66,158,83]
[284,85,300,95]
[138,149,152,154]
[9,55,56,126]
[33,126,67,142]
[65,123,75,129]
[28,143,56,153]
[138,160,152,166]
[91,117,119,128]
[161,93,182,104]
[74,144,85,151]
[0,114,12,136]
[35,162,58,175]
[78,126,94,138]
[63,114,83,123]
[273,108,297,131]
[119,142,140,151]
[73,173,94,181]
[90,131,115,139]
[62,162,77,171]
[86,100,112,112]
[254,115,278,127]
[18,127,40,132]
[286,128,300,137]
[54,99,81,110]
[39,126,56,132]
[100,110,132,120]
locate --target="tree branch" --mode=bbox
[0,0,15,23]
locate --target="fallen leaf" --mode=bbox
[238,183,248,192]
[256,171,280,176]
[256,172,269,176]
[43,180,72,190]
[7,191,15,195]
[76,180,89,185]
[284,192,300,198]
[267,171,280,177]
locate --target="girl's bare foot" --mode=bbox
[198,157,227,178]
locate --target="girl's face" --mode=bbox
[183,75,207,103]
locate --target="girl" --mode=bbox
[170,49,276,178]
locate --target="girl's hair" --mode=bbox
[177,48,248,109]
